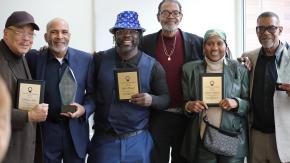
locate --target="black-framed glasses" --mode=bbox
[7,27,35,38]
[159,10,182,18]
[115,29,139,36]
[256,25,280,34]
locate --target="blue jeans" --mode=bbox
[87,130,153,163]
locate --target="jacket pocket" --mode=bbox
[221,111,243,132]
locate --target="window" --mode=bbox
[244,0,290,51]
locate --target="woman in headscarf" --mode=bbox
[180,29,249,163]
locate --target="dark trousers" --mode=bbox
[42,120,84,163]
[150,110,189,163]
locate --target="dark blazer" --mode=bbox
[0,40,43,163]
[26,47,95,158]
[140,29,203,62]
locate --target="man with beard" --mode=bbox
[242,11,290,163]
[26,18,95,163]
[87,11,170,163]
[140,0,203,162]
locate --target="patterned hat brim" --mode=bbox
[109,26,145,33]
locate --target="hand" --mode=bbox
[219,98,238,111]
[38,46,48,52]
[278,83,290,96]
[130,93,152,107]
[60,102,85,118]
[28,103,48,122]
[185,100,208,113]
[237,56,252,71]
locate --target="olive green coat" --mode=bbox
[180,58,250,162]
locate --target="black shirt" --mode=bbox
[44,51,69,122]
[252,50,277,133]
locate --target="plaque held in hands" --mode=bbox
[114,68,140,101]
[200,73,224,107]
[16,79,45,111]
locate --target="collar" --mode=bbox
[205,55,225,73]
[261,41,284,67]
[274,41,284,67]
[0,39,23,62]
[116,50,142,68]
[47,49,69,65]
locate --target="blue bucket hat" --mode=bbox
[110,11,145,34]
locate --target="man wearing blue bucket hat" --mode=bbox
[87,11,170,163]
[140,0,203,162]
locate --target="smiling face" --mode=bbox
[157,1,182,33]
[3,24,35,56]
[256,16,282,51]
[203,35,227,62]
[114,28,140,55]
[45,18,71,58]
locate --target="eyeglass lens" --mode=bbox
[256,25,278,34]
[7,28,35,38]
[160,10,181,17]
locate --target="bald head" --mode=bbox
[44,17,71,58]
[46,17,69,32]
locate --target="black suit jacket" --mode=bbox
[140,29,203,62]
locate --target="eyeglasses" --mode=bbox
[115,29,139,36]
[256,25,280,34]
[159,10,182,18]
[7,27,35,39]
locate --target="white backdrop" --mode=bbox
[94,0,244,57]
[0,0,94,52]
[0,0,243,57]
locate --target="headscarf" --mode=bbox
[203,29,232,59]
[203,29,226,43]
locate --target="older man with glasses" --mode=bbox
[0,11,48,163]
[242,11,290,163]
[140,0,203,162]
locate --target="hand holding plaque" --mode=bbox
[16,79,45,111]
[200,73,224,107]
[114,68,140,101]
[59,67,77,113]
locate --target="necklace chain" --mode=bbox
[161,35,176,61]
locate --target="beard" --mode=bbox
[161,22,179,33]
[260,39,275,49]
[115,38,139,54]
[49,42,68,54]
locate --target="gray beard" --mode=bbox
[261,40,274,49]
[162,25,178,33]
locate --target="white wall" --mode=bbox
[94,0,244,57]
[0,0,243,55]
[0,0,93,53]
